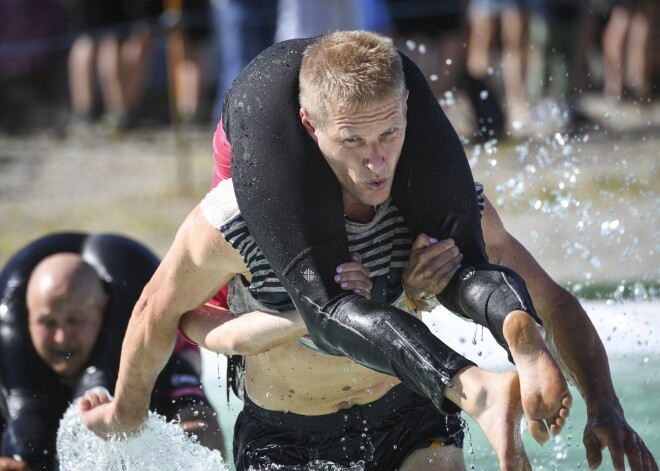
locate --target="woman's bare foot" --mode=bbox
[446,367,531,471]
[503,310,572,444]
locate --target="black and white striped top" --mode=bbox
[201,179,485,313]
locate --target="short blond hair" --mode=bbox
[299,30,405,129]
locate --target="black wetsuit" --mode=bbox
[0,233,210,471]
[223,36,539,416]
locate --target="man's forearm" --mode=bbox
[112,296,179,429]
[496,242,620,411]
[540,292,620,413]
[482,197,620,412]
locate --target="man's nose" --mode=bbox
[365,142,386,172]
[53,326,72,344]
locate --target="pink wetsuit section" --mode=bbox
[206,118,232,318]
[212,117,232,188]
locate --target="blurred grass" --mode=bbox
[0,128,210,264]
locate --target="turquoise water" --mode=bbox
[201,300,660,470]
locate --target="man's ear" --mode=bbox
[300,107,319,143]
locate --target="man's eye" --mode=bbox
[344,137,360,143]
[382,128,396,136]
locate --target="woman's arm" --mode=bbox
[180,304,306,356]
[180,253,373,356]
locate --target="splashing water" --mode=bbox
[57,399,227,471]
[463,127,658,300]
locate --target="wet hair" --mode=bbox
[299,30,405,130]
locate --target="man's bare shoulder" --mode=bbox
[175,202,246,276]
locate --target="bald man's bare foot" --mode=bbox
[503,311,572,444]
[446,367,531,471]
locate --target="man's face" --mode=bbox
[28,281,105,379]
[302,91,408,212]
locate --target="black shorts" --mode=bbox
[233,385,464,471]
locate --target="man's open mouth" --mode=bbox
[366,179,387,191]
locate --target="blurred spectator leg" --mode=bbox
[625,0,653,99]
[68,34,97,126]
[385,2,470,97]
[602,4,630,98]
[174,44,203,122]
[96,33,129,128]
[120,30,153,124]
[500,5,530,133]
[466,3,506,139]
[172,0,211,124]
[467,5,495,82]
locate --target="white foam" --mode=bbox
[422,300,660,370]
[57,399,228,471]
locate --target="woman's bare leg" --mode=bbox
[503,310,572,444]
[445,366,531,471]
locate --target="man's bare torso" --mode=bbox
[245,339,401,415]
[207,179,406,416]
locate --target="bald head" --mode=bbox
[26,253,108,379]
[27,254,105,307]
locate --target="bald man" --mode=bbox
[0,252,224,471]
[26,254,107,385]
